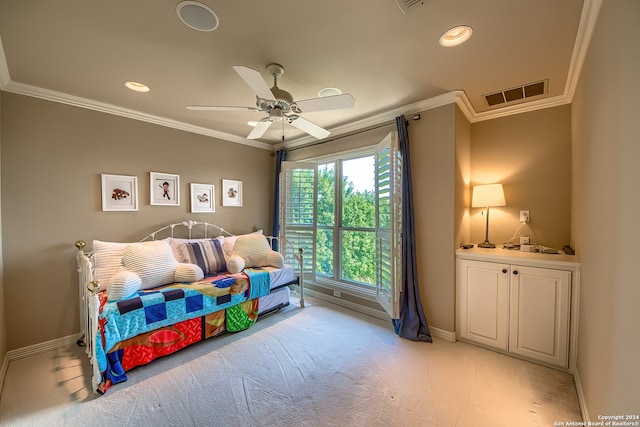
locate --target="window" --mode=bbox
[316,155,377,287]
[280,132,400,318]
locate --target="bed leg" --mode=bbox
[298,247,305,308]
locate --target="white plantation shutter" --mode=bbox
[376,132,401,319]
[280,161,317,282]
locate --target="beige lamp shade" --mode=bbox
[472,184,506,208]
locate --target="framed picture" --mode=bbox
[190,183,215,213]
[150,172,180,206]
[101,174,138,211]
[222,179,243,207]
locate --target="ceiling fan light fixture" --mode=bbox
[124,81,150,92]
[247,120,258,127]
[177,1,219,32]
[318,87,342,97]
[439,25,473,47]
[268,108,284,121]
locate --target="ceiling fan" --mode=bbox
[186,63,355,140]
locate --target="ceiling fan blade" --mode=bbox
[287,115,330,139]
[294,93,355,113]
[247,120,274,139]
[233,65,276,102]
[186,105,260,112]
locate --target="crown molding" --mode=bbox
[1,80,273,151]
[564,0,603,100]
[0,35,10,88]
[0,0,599,151]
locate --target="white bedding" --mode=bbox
[262,265,297,289]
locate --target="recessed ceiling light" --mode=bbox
[124,81,150,92]
[439,25,473,47]
[177,1,219,32]
[318,87,342,97]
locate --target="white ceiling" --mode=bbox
[0,0,597,150]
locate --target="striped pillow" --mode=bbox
[184,239,227,276]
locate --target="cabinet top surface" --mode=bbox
[456,247,580,268]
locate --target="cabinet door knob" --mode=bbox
[502,269,508,274]
[513,270,519,275]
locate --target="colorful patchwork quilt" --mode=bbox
[95,269,270,393]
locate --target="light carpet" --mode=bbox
[0,296,582,426]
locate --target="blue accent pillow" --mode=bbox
[185,239,227,276]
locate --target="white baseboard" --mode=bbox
[429,326,456,343]
[6,333,82,362]
[297,288,457,342]
[301,288,390,321]
[573,368,589,422]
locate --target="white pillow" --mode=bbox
[106,271,142,301]
[174,263,204,282]
[222,230,263,259]
[266,250,285,269]
[122,240,178,289]
[230,233,287,273]
[92,240,129,291]
[226,255,245,275]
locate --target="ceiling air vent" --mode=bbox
[484,80,548,107]
[393,0,425,14]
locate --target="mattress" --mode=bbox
[263,265,297,289]
[258,286,290,314]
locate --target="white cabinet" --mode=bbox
[456,248,580,369]
[458,260,510,351]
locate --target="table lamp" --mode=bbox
[472,184,506,248]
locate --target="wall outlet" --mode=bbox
[519,210,530,222]
[333,290,341,298]
[520,236,530,244]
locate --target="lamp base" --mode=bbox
[478,241,496,248]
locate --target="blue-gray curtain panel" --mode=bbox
[393,115,432,342]
[271,149,287,251]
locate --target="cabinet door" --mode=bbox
[458,260,509,351]
[509,266,570,367]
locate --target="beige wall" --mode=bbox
[0,92,275,350]
[410,104,462,332]
[0,90,6,374]
[470,105,572,250]
[571,0,639,417]
[455,107,471,248]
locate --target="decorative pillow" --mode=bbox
[122,240,178,289]
[227,233,284,274]
[166,237,224,263]
[106,271,142,301]
[222,230,263,259]
[174,263,204,282]
[182,239,227,276]
[266,250,285,269]
[226,255,245,275]
[92,240,129,290]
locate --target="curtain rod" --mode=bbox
[285,114,420,152]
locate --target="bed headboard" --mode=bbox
[138,220,233,242]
